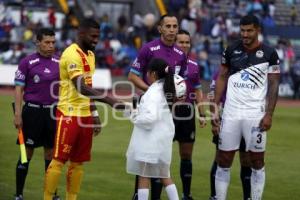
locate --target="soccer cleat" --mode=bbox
[14,195,23,200]
[182,195,194,200]
[208,197,217,200]
[52,195,61,200]
[131,193,138,200]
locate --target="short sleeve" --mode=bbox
[14,58,28,86]
[268,50,280,74]
[130,46,150,76]
[64,54,84,79]
[221,48,230,67]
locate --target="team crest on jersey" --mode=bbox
[256,50,264,58]
[33,74,40,83]
[69,63,77,69]
[241,71,250,81]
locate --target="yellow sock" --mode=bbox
[66,162,83,200]
[44,159,64,200]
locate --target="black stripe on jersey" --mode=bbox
[245,69,263,85]
[249,68,264,79]
[253,66,266,75]
[249,77,260,86]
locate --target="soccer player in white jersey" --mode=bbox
[213,15,280,200]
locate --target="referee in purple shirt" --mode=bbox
[128,14,186,200]
[13,28,60,200]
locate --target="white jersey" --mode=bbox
[221,41,280,119]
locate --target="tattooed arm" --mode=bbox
[259,73,280,131]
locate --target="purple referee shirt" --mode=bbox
[14,52,60,105]
[184,57,201,103]
[130,38,187,84]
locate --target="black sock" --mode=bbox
[131,175,139,200]
[151,178,162,200]
[210,161,218,198]
[240,166,252,200]
[16,158,30,196]
[45,159,51,171]
[180,159,192,197]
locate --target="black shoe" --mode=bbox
[208,197,217,200]
[53,195,61,200]
[182,195,194,200]
[14,195,23,200]
[132,193,138,200]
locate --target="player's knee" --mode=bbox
[217,150,235,168]
[250,152,265,169]
[239,152,251,167]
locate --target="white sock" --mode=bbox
[215,166,230,200]
[251,167,265,200]
[165,184,179,200]
[138,188,149,200]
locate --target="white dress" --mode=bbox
[126,80,175,178]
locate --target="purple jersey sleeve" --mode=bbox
[130,46,151,77]
[14,57,28,86]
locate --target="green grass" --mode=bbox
[0,94,299,200]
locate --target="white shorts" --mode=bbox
[218,118,266,152]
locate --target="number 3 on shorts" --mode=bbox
[250,127,266,152]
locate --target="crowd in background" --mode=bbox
[0,0,300,98]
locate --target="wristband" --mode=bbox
[91,110,99,117]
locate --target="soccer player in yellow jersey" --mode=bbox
[44,18,125,200]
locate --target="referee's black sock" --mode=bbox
[16,158,31,196]
[241,166,252,200]
[180,159,192,197]
[151,178,162,200]
[45,159,51,171]
[210,161,218,198]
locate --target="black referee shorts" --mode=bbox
[17,102,56,148]
[173,104,196,143]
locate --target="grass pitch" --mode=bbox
[0,94,299,200]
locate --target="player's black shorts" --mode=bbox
[173,104,196,143]
[17,102,56,148]
[212,135,246,152]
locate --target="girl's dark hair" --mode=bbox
[147,58,175,111]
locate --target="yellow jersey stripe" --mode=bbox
[55,115,63,158]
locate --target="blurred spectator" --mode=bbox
[291,60,300,99]
[48,6,56,29]
[290,5,297,26]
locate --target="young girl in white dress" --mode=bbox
[126,58,187,200]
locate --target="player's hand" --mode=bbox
[14,114,22,129]
[259,113,272,131]
[211,123,220,136]
[211,106,221,127]
[92,116,102,136]
[199,115,207,128]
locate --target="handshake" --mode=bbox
[123,96,139,119]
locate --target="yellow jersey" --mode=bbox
[57,43,95,117]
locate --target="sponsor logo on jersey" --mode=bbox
[29,58,40,65]
[233,50,242,54]
[44,67,51,73]
[256,50,264,58]
[174,47,183,55]
[33,74,40,83]
[241,71,250,81]
[51,57,59,63]
[233,82,256,90]
[188,59,197,66]
[150,45,160,51]
[132,58,140,69]
[15,70,25,80]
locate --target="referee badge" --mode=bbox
[256,50,264,58]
